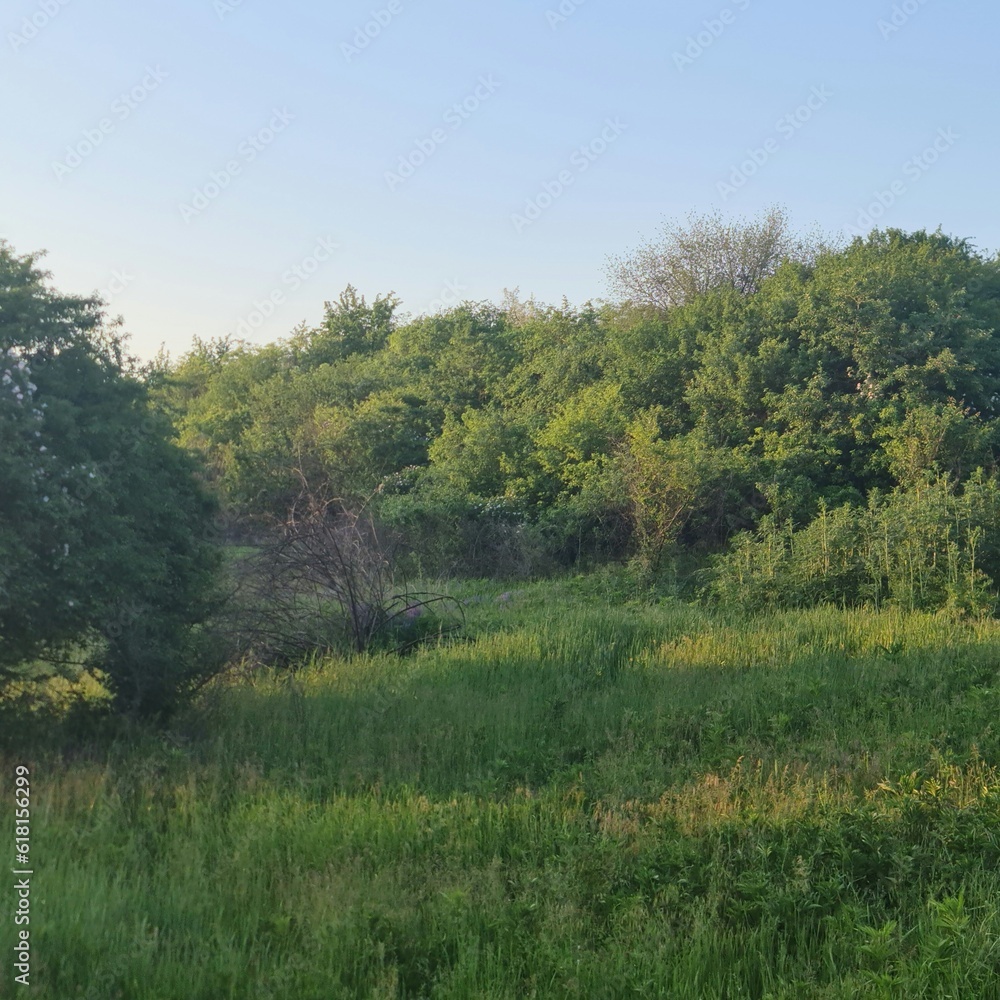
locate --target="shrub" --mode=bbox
[710,476,1000,615]
[0,242,224,718]
[226,496,461,665]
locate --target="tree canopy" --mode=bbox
[0,242,222,716]
[159,227,1000,595]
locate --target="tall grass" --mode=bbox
[4,582,1000,997]
[711,478,1000,616]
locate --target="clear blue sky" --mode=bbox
[3,0,995,360]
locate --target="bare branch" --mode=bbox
[223,488,462,666]
[607,206,834,309]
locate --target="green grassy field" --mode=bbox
[5,579,1000,998]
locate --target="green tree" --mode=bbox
[426,406,529,499]
[0,243,222,717]
[291,285,398,366]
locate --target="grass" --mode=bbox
[4,579,1000,997]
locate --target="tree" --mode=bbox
[228,492,462,662]
[290,285,398,366]
[0,242,223,717]
[425,405,529,500]
[607,205,825,309]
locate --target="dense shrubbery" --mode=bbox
[711,475,1000,614]
[160,224,1000,609]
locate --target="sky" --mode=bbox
[2,0,996,361]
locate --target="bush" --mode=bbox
[378,480,553,578]
[710,476,1000,615]
[225,497,462,665]
[0,242,224,718]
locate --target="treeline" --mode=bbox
[160,224,1000,610]
[6,220,1000,719]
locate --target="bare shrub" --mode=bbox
[226,493,462,667]
[607,205,830,309]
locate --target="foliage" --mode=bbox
[0,242,223,717]
[154,225,1000,607]
[378,482,547,579]
[620,412,749,569]
[606,204,827,308]
[710,475,1000,615]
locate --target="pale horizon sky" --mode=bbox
[3,0,996,360]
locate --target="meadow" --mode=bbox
[4,577,1000,998]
